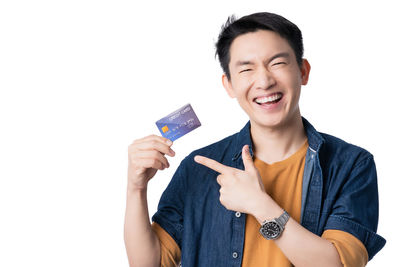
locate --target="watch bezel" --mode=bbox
[259,220,283,240]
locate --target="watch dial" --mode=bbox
[262,221,281,239]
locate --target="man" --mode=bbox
[124,12,385,267]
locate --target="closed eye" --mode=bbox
[239,69,252,73]
[273,62,286,66]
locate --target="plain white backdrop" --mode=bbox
[0,0,398,266]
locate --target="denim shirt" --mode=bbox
[152,117,386,266]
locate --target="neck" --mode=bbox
[250,114,307,164]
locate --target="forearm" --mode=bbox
[275,218,342,267]
[253,194,343,267]
[124,187,161,267]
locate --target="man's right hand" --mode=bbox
[127,135,175,191]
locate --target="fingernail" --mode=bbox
[170,149,175,156]
[166,139,173,146]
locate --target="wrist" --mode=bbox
[127,181,148,195]
[251,193,283,225]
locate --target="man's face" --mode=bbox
[223,30,310,130]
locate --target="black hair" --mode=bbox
[215,12,304,80]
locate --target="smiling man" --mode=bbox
[124,12,385,267]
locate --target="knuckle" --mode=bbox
[150,150,159,157]
[129,155,138,164]
[152,134,160,140]
[128,149,138,159]
[130,144,139,153]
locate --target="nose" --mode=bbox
[254,67,276,90]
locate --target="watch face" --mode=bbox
[260,221,282,239]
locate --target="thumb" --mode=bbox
[242,145,255,172]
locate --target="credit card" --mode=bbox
[155,103,201,141]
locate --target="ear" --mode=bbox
[300,59,311,85]
[222,74,236,98]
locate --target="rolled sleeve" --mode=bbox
[152,222,181,267]
[324,155,386,260]
[322,229,368,267]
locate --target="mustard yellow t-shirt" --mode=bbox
[152,140,368,267]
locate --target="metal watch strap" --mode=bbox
[276,210,290,227]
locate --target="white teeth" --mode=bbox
[255,93,282,104]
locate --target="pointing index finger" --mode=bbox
[194,155,233,174]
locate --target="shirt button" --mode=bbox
[235,211,241,218]
[232,252,238,258]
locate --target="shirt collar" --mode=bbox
[302,117,325,153]
[232,120,253,161]
[232,117,325,162]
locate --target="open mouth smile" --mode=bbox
[254,93,283,106]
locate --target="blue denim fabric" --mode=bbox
[152,117,386,266]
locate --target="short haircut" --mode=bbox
[215,12,304,80]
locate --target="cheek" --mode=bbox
[231,76,253,96]
[276,70,302,93]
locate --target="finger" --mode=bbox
[130,155,167,171]
[242,145,256,173]
[133,135,173,147]
[216,174,223,186]
[136,150,170,168]
[139,158,166,170]
[194,155,233,174]
[134,139,175,157]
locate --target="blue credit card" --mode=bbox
[156,103,201,141]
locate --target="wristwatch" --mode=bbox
[259,210,290,240]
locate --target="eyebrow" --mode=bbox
[235,60,255,68]
[269,52,290,62]
[234,52,291,68]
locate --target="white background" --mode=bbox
[0,0,398,266]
